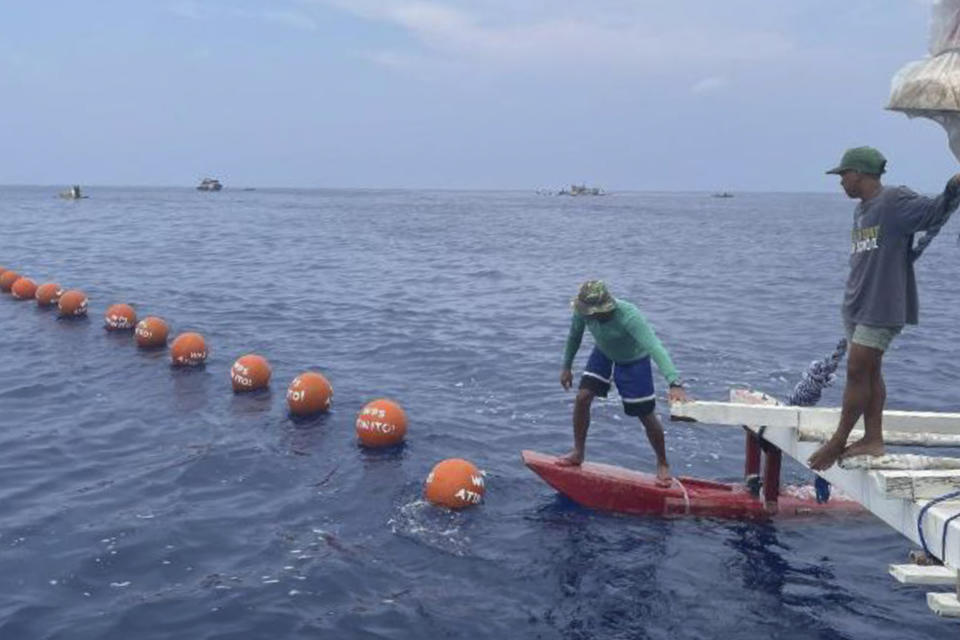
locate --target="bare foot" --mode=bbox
[655,463,672,487]
[555,450,584,467]
[841,438,885,460]
[808,440,845,471]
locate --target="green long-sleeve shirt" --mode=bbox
[562,300,680,384]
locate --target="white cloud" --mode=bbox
[314,0,795,73]
[691,76,728,94]
[260,10,318,31]
[167,2,317,31]
[168,1,202,20]
[362,49,423,70]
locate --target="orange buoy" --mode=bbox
[356,398,408,447]
[58,290,88,317]
[0,270,20,292]
[104,303,137,330]
[170,332,208,366]
[424,458,485,509]
[35,283,63,307]
[135,316,169,348]
[230,354,271,392]
[11,277,38,300]
[286,371,333,415]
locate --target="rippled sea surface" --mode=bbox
[2,186,959,639]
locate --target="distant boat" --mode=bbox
[712,192,734,198]
[58,185,87,199]
[558,184,604,196]
[197,178,223,191]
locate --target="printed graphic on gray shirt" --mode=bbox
[851,225,879,254]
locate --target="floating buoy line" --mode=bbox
[0,264,485,510]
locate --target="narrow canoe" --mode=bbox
[522,450,863,518]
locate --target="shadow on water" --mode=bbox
[169,366,211,413]
[227,388,273,417]
[280,412,333,455]
[134,345,169,361]
[722,520,859,637]
[102,329,136,346]
[356,441,408,465]
[55,315,90,329]
[529,497,672,640]
[725,520,790,594]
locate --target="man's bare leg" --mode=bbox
[843,357,886,459]
[639,412,671,486]
[808,343,880,470]
[557,389,595,466]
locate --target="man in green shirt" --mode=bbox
[558,281,688,485]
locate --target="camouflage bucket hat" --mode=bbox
[572,280,616,316]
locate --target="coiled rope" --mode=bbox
[787,339,847,407]
[787,339,847,503]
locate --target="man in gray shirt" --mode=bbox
[807,147,960,471]
[808,146,960,470]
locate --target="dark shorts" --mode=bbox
[578,347,656,417]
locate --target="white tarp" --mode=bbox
[889,0,960,160]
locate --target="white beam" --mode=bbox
[840,455,960,471]
[729,390,960,571]
[875,471,960,500]
[889,564,957,585]
[928,593,960,617]
[670,400,960,436]
[798,428,960,448]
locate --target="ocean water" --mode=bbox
[1,186,959,639]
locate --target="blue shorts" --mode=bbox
[579,347,656,417]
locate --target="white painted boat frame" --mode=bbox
[671,390,960,617]
[670,399,960,436]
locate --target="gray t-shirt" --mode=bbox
[844,184,959,327]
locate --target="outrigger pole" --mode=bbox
[671,392,960,618]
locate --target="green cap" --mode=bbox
[826,146,887,175]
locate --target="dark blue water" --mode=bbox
[1,186,958,639]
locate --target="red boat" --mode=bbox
[522,450,863,518]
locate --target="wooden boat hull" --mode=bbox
[522,450,863,518]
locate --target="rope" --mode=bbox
[917,490,960,559]
[942,511,960,561]
[673,477,691,515]
[786,339,847,503]
[786,339,847,407]
[911,177,960,261]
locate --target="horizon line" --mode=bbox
[0,183,842,195]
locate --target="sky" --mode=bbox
[1,0,957,191]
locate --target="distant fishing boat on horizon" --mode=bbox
[58,185,87,199]
[558,183,604,196]
[196,178,223,191]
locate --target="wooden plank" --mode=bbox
[875,471,960,500]
[928,592,960,617]
[670,400,960,436]
[889,564,957,585]
[840,455,960,471]
[798,428,960,448]
[671,401,799,428]
[729,389,960,571]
